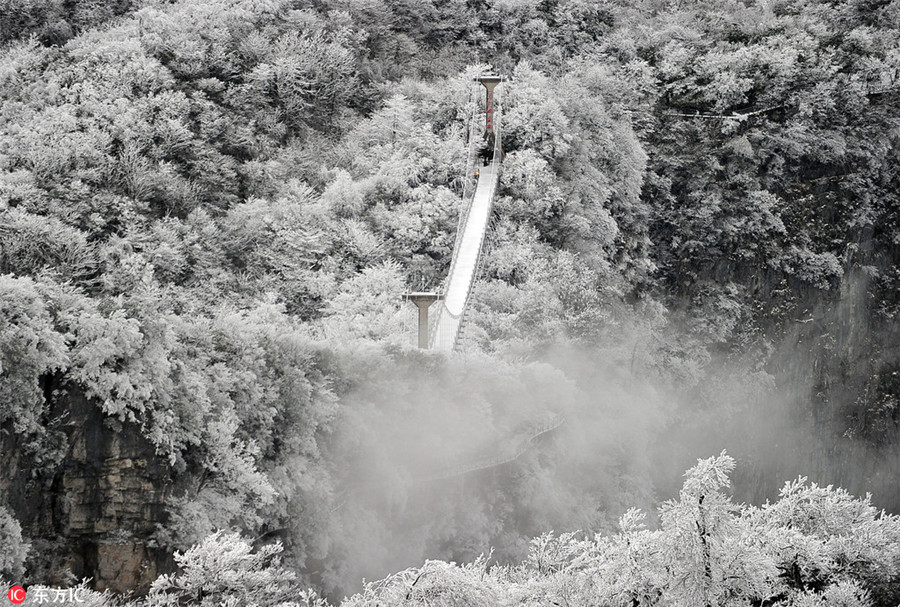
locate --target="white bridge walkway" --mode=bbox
[429,130,501,350]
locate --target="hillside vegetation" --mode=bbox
[1,0,899,603]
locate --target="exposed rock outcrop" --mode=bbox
[0,384,171,592]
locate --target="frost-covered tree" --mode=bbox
[147,531,302,607]
[0,507,28,581]
[335,453,900,607]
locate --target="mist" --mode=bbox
[302,269,900,600]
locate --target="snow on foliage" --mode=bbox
[132,453,900,607]
[0,507,29,581]
[147,531,301,607]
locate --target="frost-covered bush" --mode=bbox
[750,477,900,602]
[147,531,302,607]
[342,556,502,607]
[788,580,871,607]
[0,276,69,437]
[334,452,900,607]
[0,506,29,580]
[779,247,843,290]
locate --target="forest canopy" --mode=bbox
[1,0,899,604]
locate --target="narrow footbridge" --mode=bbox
[413,75,567,475]
[428,80,503,351]
[332,77,564,513]
[412,414,565,482]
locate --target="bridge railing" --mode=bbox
[452,94,481,263]
[412,414,565,482]
[430,93,503,351]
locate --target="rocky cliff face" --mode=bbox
[0,383,171,592]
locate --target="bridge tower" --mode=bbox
[403,291,440,349]
[477,75,502,135]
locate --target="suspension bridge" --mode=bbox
[403,74,503,351]
[332,75,564,513]
[428,77,502,350]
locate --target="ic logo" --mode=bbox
[7,586,26,604]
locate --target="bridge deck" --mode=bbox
[431,157,499,350]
